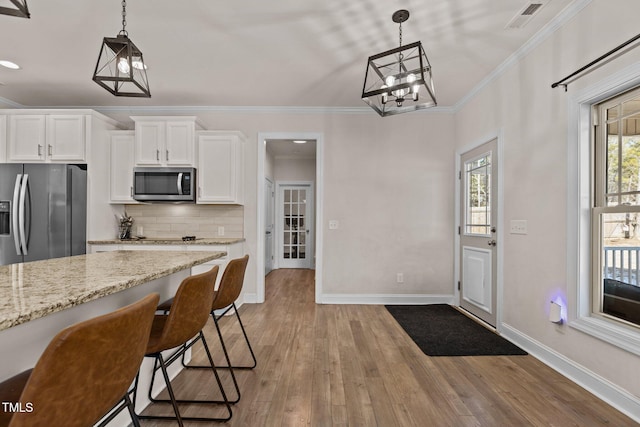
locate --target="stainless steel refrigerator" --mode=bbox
[0,164,87,266]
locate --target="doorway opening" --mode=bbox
[257,133,323,303]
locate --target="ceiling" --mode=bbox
[0,0,575,109]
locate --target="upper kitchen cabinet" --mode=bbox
[0,115,6,163]
[7,114,86,162]
[131,116,197,166]
[197,131,245,205]
[110,131,136,204]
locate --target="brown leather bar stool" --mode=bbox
[159,255,256,371]
[0,293,159,427]
[134,265,233,425]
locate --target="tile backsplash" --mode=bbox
[123,204,243,238]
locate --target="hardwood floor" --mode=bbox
[141,269,639,426]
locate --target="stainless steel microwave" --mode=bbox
[133,167,196,202]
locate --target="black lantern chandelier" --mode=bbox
[92,0,151,97]
[362,10,436,117]
[0,0,30,18]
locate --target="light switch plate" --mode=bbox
[510,220,528,234]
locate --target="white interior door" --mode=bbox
[459,138,498,326]
[265,178,275,275]
[277,182,314,269]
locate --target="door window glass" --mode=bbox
[464,154,492,236]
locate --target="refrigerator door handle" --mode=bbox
[18,174,29,255]
[177,172,184,195]
[12,174,22,255]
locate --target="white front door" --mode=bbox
[277,182,314,269]
[459,138,498,326]
[265,178,275,275]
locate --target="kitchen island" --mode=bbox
[0,250,224,400]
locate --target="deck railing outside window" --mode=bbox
[603,246,640,286]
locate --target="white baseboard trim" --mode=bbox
[501,323,640,423]
[239,293,454,306]
[319,294,455,305]
[242,293,258,304]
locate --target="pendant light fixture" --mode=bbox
[0,0,30,18]
[361,10,436,117]
[92,0,151,97]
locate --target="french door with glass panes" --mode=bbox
[277,182,314,269]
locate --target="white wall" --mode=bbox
[273,157,315,182]
[454,0,640,414]
[101,111,456,304]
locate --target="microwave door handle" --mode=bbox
[12,174,22,255]
[18,174,29,255]
[177,172,184,195]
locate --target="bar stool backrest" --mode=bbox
[9,293,160,427]
[154,266,218,352]
[211,255,249,310]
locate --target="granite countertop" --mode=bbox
[88,237,245,245]
[0,250,225,331]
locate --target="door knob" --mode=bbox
[488,240,497,247]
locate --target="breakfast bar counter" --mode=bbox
[0,250,224,331]
[0,250,225,387]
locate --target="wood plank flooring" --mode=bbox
[141,269,639,426]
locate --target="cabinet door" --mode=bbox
[165,121,194,165]
[110,132,136,203]
[197,134,243,204]
[8,115,46,161]
[47,115,86,162]
[0,115,6,163]
[135,121,163,165]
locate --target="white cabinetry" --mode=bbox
[0,115,6,163]
[132,117,196,166]
[8,115,86,162]
[110,131,136,203]
[197,131,245,205]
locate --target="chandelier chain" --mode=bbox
[120,0,128,36]
[399,21,402,47]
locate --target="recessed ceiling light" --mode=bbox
[0,60,20,70]
[293,140,307,144]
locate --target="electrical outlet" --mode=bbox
[218,226,225,236]
[396,273,404,283]
[137,226,144,236]
[510,220,528,235]
[329,220,339,230]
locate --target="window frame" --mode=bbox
[568,63,640,356]
[592,87,640,328]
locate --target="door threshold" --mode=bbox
[453,306,497,332]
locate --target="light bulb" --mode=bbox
[385,75,396,86]
[132,58,147,70]
[392,88,406,97]
[117,57,130,74]
[407,73,416,84]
